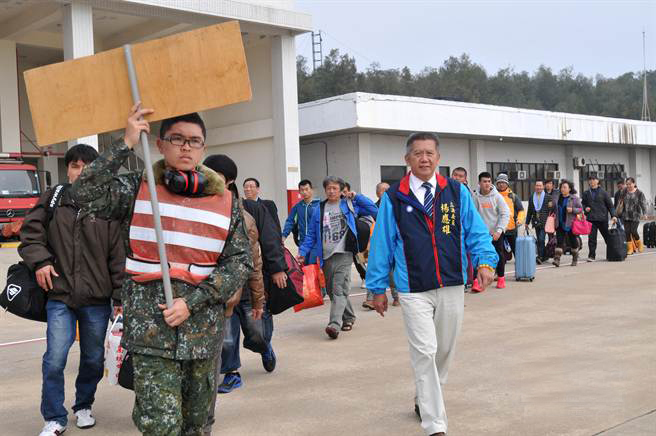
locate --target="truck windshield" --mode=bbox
[0,170,40,198]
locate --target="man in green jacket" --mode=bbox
[72,103,252,435]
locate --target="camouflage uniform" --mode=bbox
[71,141,252,435]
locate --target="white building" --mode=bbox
[0,0,311,217]
[299,92,656,207]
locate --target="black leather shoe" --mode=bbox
[325,326,339,339]
[414,404,421,420]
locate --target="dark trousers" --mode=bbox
[220,300,272,373]
[535,226,546,260]
[506,231,517,255]
[588,220,611,259]
[625,220,640,241]
[556,227,579,250]
[353,253,366,280]
[492,235,506,277]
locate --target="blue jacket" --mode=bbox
[299,194,378,266]
[366,173,497,294]
[282,198,320,243]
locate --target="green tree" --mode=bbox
[295,49,655,120]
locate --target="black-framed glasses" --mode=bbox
[163,135,205,149]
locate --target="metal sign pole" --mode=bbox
[123,44,173,309]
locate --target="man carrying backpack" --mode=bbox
[19,144,125,436]
[297,176,377,339]
[495,173,525,257]
[582,174,616,262]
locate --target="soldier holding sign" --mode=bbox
[71,104,252,435]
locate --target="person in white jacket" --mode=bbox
[472,171,510,290]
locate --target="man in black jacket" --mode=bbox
[204,156,287,397]
[582,174,616,261]
[243,177,282,232]
[19,144,124,436]
[525,180,555,263]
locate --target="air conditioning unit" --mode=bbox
[619,171,627,179]
[546,170,561,180]
[573,157,586,168]
[508,170,527,181]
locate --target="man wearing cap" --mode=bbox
[582,174,616,262]
[495,173,525,256]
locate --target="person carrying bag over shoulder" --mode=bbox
[18,145,125,436]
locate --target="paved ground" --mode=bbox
[1,240,655,436]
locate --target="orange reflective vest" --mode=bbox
[125,180,232,285]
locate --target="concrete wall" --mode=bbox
[300,133,359,198]
[300,133,656,205]
[205,138,276,199]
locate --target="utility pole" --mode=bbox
[312,30,323,72]
[642,30,651,121]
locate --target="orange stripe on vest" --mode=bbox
[127,180,232,285]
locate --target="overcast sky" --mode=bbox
[295,0,656,78]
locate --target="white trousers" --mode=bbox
[399,285,464,435]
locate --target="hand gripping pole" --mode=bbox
[123,44,173,309]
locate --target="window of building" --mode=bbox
[380,165,451,186]
[486,162,559,201]
[579,163,625,196]
[380,166,407,186]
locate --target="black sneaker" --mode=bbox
[262,345,276,373]
[217,372,242,394]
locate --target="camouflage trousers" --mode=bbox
[132,353,217,436]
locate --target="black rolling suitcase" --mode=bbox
[643,222,656,248]
[607,221,627,261]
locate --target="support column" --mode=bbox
[271,34,300,216]
[469,139,486,183]
[650,149,656,212]
[358,132,375,199]
[627,148,638,181]
[0,40,20,153]
[564,144,579,191]
[62,2,97,149]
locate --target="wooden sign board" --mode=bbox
[24,21,252,146]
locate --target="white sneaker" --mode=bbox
[360,282,366,289]
[39,421,66,436]
[74,409,96,429]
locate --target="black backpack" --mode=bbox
[0,184,68,322]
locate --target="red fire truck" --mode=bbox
[0,152,50,240]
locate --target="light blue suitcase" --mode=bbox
[515,227,536,281]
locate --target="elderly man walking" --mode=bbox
[366,132,497,436]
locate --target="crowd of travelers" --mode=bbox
[9,111,653,436]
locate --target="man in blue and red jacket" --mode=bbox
[366,132,497,436]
